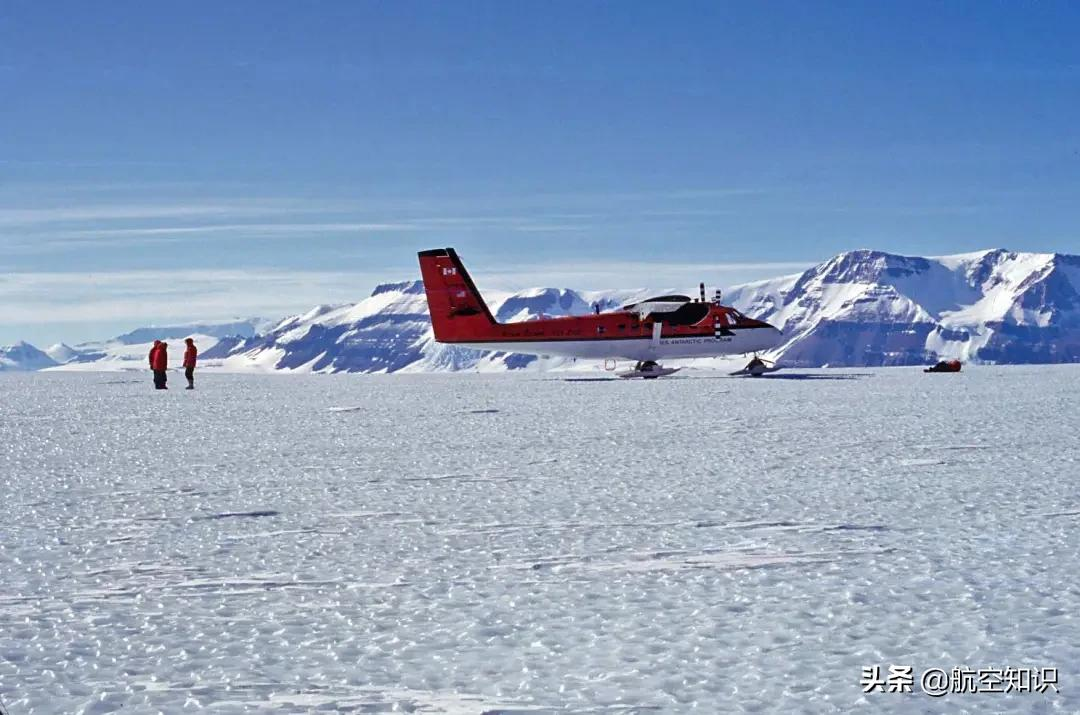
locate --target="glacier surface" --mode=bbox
[1,367,1078,713]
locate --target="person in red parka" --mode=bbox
[152,340,169,390]
[183,337,197,390]
[149,340,163,389]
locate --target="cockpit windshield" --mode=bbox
[621,295,691,311]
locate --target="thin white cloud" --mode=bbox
[67,222,419,237]
[0,269,384,325]
[17,222,420,250]
[408,213,602,224]
[0,259,817,331]
[509,224,591,233]
[0,158,182,168]
[0,201,318,226]
[3,217,589,253]
[473,260,813,292]
[0,183,775,227]
[492,186,777,204]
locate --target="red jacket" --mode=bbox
[151,345,168,371]
[183,344,197,368]
[149,341,161,367]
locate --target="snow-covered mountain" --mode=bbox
[110,318,276,346]
[727,248,1080,366]
[214,248,1080,372]
[10,248,1080,374]
[45,343,79,364]
[0,342,59,371]
[44,318,273,372]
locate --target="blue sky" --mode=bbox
[2,1,1079,345]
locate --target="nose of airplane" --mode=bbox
[758,322,784,351]
[768,324,783,347]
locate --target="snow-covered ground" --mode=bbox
[2,367,1078,713]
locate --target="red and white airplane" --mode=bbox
[418,247,782,377]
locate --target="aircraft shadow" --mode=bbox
[738,373,871,381]
[673,372,872,381]
[558,377,620,383]
[549,373,874,383]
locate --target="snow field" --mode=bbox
[2,366,1079,713]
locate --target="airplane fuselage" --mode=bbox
[446,313,781,361]
[417,248,783,362]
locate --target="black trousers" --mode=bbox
[185,366,194,387]
[153,370,167,389]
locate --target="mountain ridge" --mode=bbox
[7,248,1079,373]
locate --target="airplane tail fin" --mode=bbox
[417,248,499,342]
